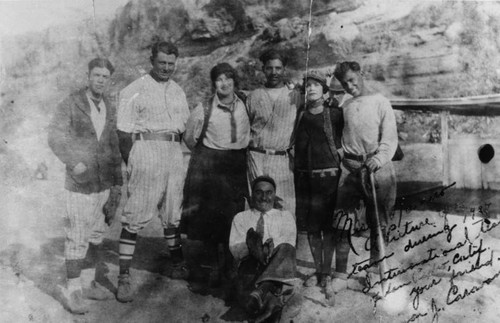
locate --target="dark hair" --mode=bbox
[251,175,276,192]
[304,70,329,94]
[333,61,361,81]
[151,41,179,59]
[259,49,287,67]
[88,58,114,75]
[210,63,239,89]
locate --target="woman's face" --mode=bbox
[215,73,234,98]
[305,79,323,102]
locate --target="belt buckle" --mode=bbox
[266,149,276,155]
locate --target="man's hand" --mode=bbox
[103,185,122,226]
[73,162,87,175]
[246,228,266,264]
[365,158,380,173]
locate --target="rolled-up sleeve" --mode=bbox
[276,210,297,247]
[229,212,250,261]
[183,103,204,151]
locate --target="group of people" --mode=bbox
[48,40,398,321]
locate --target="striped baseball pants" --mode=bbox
[121,140,186,233]
[65,189,110,260]
[247,150,296,216]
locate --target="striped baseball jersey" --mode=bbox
[117,74,190,134]
[246,87,302,150]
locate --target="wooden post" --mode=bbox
[440,111,450,186]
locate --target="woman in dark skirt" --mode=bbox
[294,70,346,301]
[182,62,250,285]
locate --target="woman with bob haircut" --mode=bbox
[182,62,250,285]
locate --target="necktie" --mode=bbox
[217,104,237,143]
[91,99,101,113]
[256,212,265,237]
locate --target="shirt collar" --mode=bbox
[252,208,277,216]
[86,92,105,111]
[214,93,240,112]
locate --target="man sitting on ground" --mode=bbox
[229,176,297,322]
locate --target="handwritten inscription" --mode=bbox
[338,182,499,322]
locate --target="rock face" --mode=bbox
[106,0,500,100]
[3,0,500,148]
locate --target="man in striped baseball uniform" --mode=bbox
[246,49,302,216]
[48,58,122,314]
[116,41,190,302]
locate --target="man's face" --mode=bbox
[263,59,285,88]
[151,52,177,81]
[305,78,323,102]
[339,69,364,97]
[252,181,276,213]
[215,73,234,98]
[88,67,111,97]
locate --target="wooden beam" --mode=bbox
[390,94,500,115]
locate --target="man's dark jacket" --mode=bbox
[48,88,123,194]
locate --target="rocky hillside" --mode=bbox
[107,0,500,99]
[2,0,500,155]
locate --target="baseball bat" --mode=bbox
[369,171,388,297]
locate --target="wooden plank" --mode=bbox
[441,111,450,186]
[390,94,500,115]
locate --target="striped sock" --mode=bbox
[164,228,183,264]
[119,228,137,275]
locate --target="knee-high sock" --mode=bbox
[82,243,99,269]
[164,228,184,264]
[321,230,335,275]
[119,228,137,275]
[307,232,323,274]
[66,258,82,279]
[333,229,350,274]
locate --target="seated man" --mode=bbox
[229,176,297,322]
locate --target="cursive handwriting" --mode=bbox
[349,252,395,278]
[410,277,442,310]
[406,298,443,323]
[404,221,456,252]
[447,264,500,305]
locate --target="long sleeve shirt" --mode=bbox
[184,94,250,150]
[246,87,302,150]
[341,93,398,167]
[117,74,190,134]
[229,208,297,261]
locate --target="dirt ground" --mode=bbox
[1,160,500,323]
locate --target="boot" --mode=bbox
[116,274,133,303]
[254,292,284,323]
[60,278,89,314]
[83,280,114,300]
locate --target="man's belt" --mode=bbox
[134,132,181,142]
[344,151,376,162]
[297,167,339,177]
[249,146,290,156]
